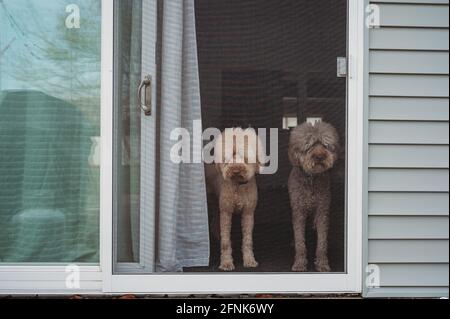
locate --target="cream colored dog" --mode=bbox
[206,128,265,271]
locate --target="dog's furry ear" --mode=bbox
[317,122,340,158]
[287,143,298,166]
[288,126,305,166]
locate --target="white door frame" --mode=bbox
[101,0,365,294]
[99,0,115,294]
[0,0,365,295]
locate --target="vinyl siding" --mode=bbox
[365,0,449,298]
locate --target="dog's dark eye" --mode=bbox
[303,144,313,152]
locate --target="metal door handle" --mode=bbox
[138,75,152,116]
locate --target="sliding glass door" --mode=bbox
[0,0,102,264]
[109,0,362,294]
[0,0,361,293]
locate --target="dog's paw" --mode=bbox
[219,258,235,271]
[243,256,259,268]
[292,260,308,272]
[314,260,331,272]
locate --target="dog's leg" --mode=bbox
[242,208,258,268]
[314,204,331,272]
[219,210,235,271]
[291,207,308,272]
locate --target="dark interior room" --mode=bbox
[186,0,348,273]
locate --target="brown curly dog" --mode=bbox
[207,128,265,271]
[288,121,340,272]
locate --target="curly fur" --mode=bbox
[288,121,340,272]
[207,128,264,271]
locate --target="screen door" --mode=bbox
[111,0,358,292]
[193,0,348,273]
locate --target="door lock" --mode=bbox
[337,57,347,78]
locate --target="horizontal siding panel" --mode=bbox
[369,145,449,168]
[370,28,449,50]
[369,192,449,215]
[376,4,449,28]
[377,264,449,286]
[370,51,449,74]
[369,121,449,144]
[370,74,449,97]
[369,240,449,263]
[366,287,449,298]
[369,168,449,192]
[369,97,449,121]
[369,216,449,239]
[367,0,449,298]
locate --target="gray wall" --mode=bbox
[364,0,449,297]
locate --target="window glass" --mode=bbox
[0,0,101,263]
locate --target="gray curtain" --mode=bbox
[155,0,210,272]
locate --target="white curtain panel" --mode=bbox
[155,0,209,272]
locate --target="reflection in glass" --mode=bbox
[0,0,101,263]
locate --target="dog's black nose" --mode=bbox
[314,154,326,162]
